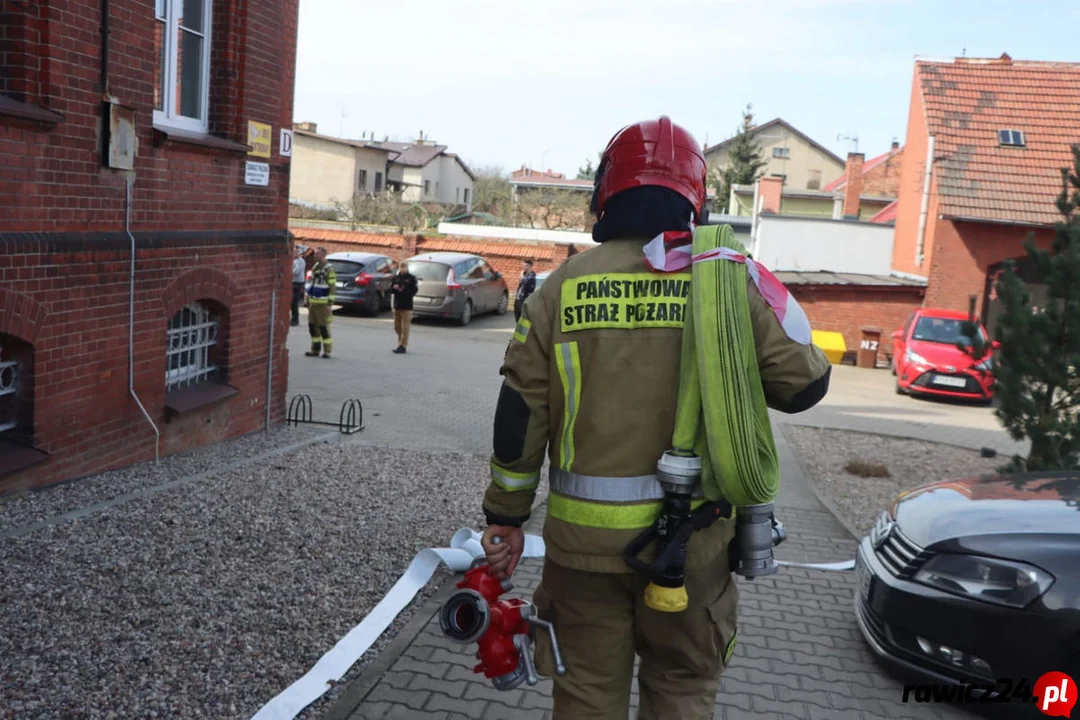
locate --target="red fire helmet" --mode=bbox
[592,116,708,219]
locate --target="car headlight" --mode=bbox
[974,356,994,372]
[914,553,1054,608]
[905,348,932,366]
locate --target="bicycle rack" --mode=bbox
[287,394,364,434]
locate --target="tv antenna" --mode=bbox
[339,101,349,137]
[837,133,859,153]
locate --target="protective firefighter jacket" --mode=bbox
[484,236,831,574]
[307,261,336,305]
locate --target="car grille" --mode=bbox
[871,512,932,578]
[911,371,983,395]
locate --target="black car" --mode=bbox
[855,472,1080,706]
[326,252,394,316]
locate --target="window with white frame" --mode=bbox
[166,303,220,391]
[154,0,213,133]
[772,146,791,159]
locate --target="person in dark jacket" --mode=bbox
[389,261,419,354]
[515,259,537,322]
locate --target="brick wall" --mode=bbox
[792,285,926,358]
[0,0,299,493]
[924,219,1054,313]
[0,0,298,234]
[891,74,932,278]
[292,227,590,304]
[862,146,904,197]
[0,233,292,494]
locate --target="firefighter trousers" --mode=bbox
[532,550,739,720]
[308,303,333,355]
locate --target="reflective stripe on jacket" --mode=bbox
[308,262,336,304]
[483,236,832,573]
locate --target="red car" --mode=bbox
[891,308,999,402]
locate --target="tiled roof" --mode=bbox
[776,271,927,287]
[916,55,1080,226]
[869,200,899,224]
[420,237,559,260]
[704,118,845,166]
[387,143,447,167]
[290,227,403,248]
[293,129,391,153]
[821,146,902,192]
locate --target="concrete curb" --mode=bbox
[778,415,1019,458]
[776,421,862,542]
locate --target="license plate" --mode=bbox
[932,375,967,388]
[856,552,872,602]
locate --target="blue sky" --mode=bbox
[293,0,1080,178]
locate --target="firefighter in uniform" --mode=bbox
[306,247,336,358]
[480,117,831,719]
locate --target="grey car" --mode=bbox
[327,252,394,316]
[406,252,509,326]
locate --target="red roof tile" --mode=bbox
[420,237,559,260]
[822,147,902,192]
[290,227,403,248]
[869,199,899,224]
[916,55,1080,226]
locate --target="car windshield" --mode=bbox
[912,316,987,346]
[409,261,450,281]
[328,260,364,276]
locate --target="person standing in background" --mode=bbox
[515,259,537,322]
[291,246,306,326]
[389,261,419,354]
[306,247,336,358]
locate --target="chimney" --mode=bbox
[842,152,865,220]
[296,121,317,133]
[758,176,783,215]
[891,140,900,152]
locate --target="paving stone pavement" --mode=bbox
[333,427,984,720]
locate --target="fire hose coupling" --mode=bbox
[732,502,787,580]
[438,537,567,691]
[623,451,789,612]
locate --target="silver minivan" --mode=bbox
[406,252,509,326]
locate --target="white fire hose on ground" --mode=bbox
[249,525,852,720]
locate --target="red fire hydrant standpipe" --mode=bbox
[438,537,567,690]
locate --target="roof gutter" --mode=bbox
[941,214,1055,229]
[915,135,935,268]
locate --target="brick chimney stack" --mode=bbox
[842,152,865,219]
[758,176,783,215]
[295,121,317,133]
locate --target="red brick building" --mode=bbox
[891,54,1079,331]
[0,0,299,492]
[822,142,905,200]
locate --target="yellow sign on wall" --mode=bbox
[248,121,272,158]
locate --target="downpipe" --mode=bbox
[914,135,935,268]
[265,285,276,432]
[126,177,160,462]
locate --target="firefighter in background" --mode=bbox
[480,117,831,718]
[306,247,336,358]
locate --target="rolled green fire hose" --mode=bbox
[673,223,779,508]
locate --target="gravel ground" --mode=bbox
[786,426,1005,538]
[0,441,492,720]
[0,425,323,533]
